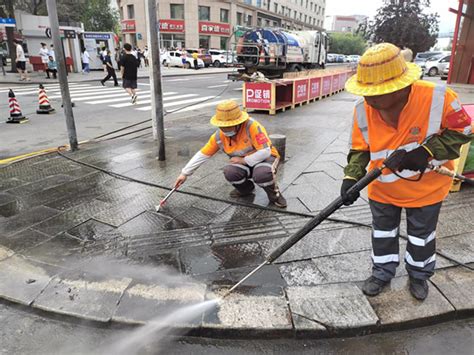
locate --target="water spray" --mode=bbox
[222,150,407,298]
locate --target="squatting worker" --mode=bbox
[174,100,287,208]
[342,43,471,301]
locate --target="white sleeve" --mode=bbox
[181,151,212,176]
[244,147,271,167]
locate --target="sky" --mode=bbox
[325,0,459,33]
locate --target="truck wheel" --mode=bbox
[288,64,302,72]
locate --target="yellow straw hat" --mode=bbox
[210,100,249,127]
[345,43,422,96]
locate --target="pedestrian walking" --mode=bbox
[119,43,139,104]
[14,39,30,81]
[81,48,90,74]
[100,50,118,86]
[143,46,149,67]
[115,47,123,70]
[45,56,57,79]
[174,100,287,208]
[39,42,49,72]
[341,43,471,301]
[192,51,199,70]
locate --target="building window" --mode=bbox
[220,9,229,23]
[294,10,297,19]
[199,6,210,21]
[160,34,185,50]
[127,4,134,19]
[309,16,311,24]
[119,7,124,20]
[237,12,243,25]
[256,0,262,6]
[246,14,253,26]
[265,19,270,27]
[199,35,210,49]
[273,21,278,27]
[220,37,228,50]
[257,17,262,26]
[304,14,307,23]
[274,3,278,13]
[170,4,184,19]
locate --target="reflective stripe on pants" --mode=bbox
[223,156,278,188]
[369,199,442,281]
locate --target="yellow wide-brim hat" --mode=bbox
[345,43,422,97]
[210,100,249,127]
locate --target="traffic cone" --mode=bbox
[259,48,265,65]
[36,84,55,114]
[6,89,28,124]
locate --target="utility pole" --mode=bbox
[145,0,166,161]
[46,0,78,151]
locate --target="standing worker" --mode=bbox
[341,43,471,300]
[39,42,49,73]
[119,43,139,104]
[100,50,119,87]
[192,51,199,70]
[174,100,287,208]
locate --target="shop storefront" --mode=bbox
[159,19,185,49]
[198,21,231,50]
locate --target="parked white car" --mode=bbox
[441,62,450,80]
[209,49,234,67]
[348,55,361,63]
[421,54,451,77]
[162,51,204,69]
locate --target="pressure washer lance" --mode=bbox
[155,187,178,212]
[428,164,474,185]
[222,150,407,298]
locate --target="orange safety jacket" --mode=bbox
[350,81,472,207]
[201,118,280,159]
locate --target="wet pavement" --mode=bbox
[0,82,473,338]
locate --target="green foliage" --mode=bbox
[328,32,367,55]
[358,0,439,57]
[80,0,120,33]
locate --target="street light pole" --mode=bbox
[46,0,78,151]
[145,0,166,161]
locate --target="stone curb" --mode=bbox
[0,246,472,339]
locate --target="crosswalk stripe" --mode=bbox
[71,91,176,103]
[0,82,82,93]
[109,93,198,108]
[6,84,93,96]
[166,78,190,82]
[136,95,215,111]
[207,84,228,88]
[174,98,240,113]
[47,88,124,99]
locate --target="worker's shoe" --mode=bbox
[409,277,429,300]
[362,276,390,296]
[229,180,255,198]
[263,184,287,208]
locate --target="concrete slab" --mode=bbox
[0,255,57,306]
[0,206,61,237]
[67,219,115,241]
[367,276,455,326]
[279,260,326,286]
[437,233,474,264]
[202,289,292,336]
[113,282,206,325]
[0,228,52,252]
[33,271,132,322]
[286,284,379,333]
[313,250,373,284]
[431,266,474,313]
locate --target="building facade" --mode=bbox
[325,15,367,33]
[116,0,326,50]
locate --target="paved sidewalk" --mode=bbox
[0,66,237,85]
[0,87,473,337]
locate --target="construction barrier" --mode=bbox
[243,67,355,115]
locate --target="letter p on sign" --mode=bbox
[246,89,254,99]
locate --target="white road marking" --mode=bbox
[137,95,215,111]
[110,94,198,108]
[207,84,228,88]
[173,98,240,113]
[83,91,176,104]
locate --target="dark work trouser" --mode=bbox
[102,66,118,85]
[369,199,442,281]
[223,156,278,193]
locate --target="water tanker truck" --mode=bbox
[234,28,328,78]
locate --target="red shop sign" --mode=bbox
[309,77,321,99]
[199,21,231,36]
[245,82,272,109]
[121,20,136,33]
[322,76,332,96]
[159,19,185,33]
[294,79,309,103]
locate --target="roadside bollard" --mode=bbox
[270,134,286,162]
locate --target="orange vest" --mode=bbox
[201,118,279,158]
[350,81,470,207]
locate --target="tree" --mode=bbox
[80,0,119,33]
[328,32,367,55]
[15,0,46,15]
[359,0,439,57]
[0,0,17,72]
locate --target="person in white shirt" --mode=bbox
[48,44,55,61]
[14,39,29,81]
[39,43,49,72]
[82,48,90,74]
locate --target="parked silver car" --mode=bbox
[414,51,446,66]
[422,54,451,77]
[441,63,450,80]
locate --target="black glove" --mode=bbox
[341,178,360,206]
[397,146,431,172]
